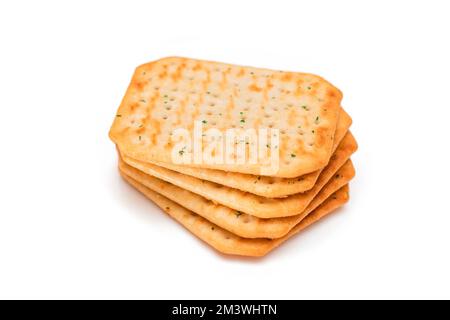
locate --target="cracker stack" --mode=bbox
[110,57,357,257]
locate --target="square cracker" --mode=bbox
[110,57,343,178]
[123,107,352,198]
[119,132,357,218]
[120,171,350,257]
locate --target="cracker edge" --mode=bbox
[120,170,350,257]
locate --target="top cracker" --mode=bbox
[110,57,342,178]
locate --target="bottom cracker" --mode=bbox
[120,171,349,257]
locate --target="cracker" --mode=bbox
[125,107,351,198]
[120,132,357,218]
[121,171,350,257]
[119,158,354,238]
[110,57,343,178]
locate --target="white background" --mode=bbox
[1,0,449,299]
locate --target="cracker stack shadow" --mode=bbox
[110,57,357,257]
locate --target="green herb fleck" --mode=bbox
[202,120,207,124]
[302,105,309,111]
[139,136,142,141]
[315,116,320,124]
[235,211,243,218]
[307,86,312,90]
[240,119,245,123]
[116,114,122,117]
[291,153,296,158]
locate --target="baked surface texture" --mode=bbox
[124,107,351,197]
[110,57,343,177]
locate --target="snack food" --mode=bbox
[110,57,357,257]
